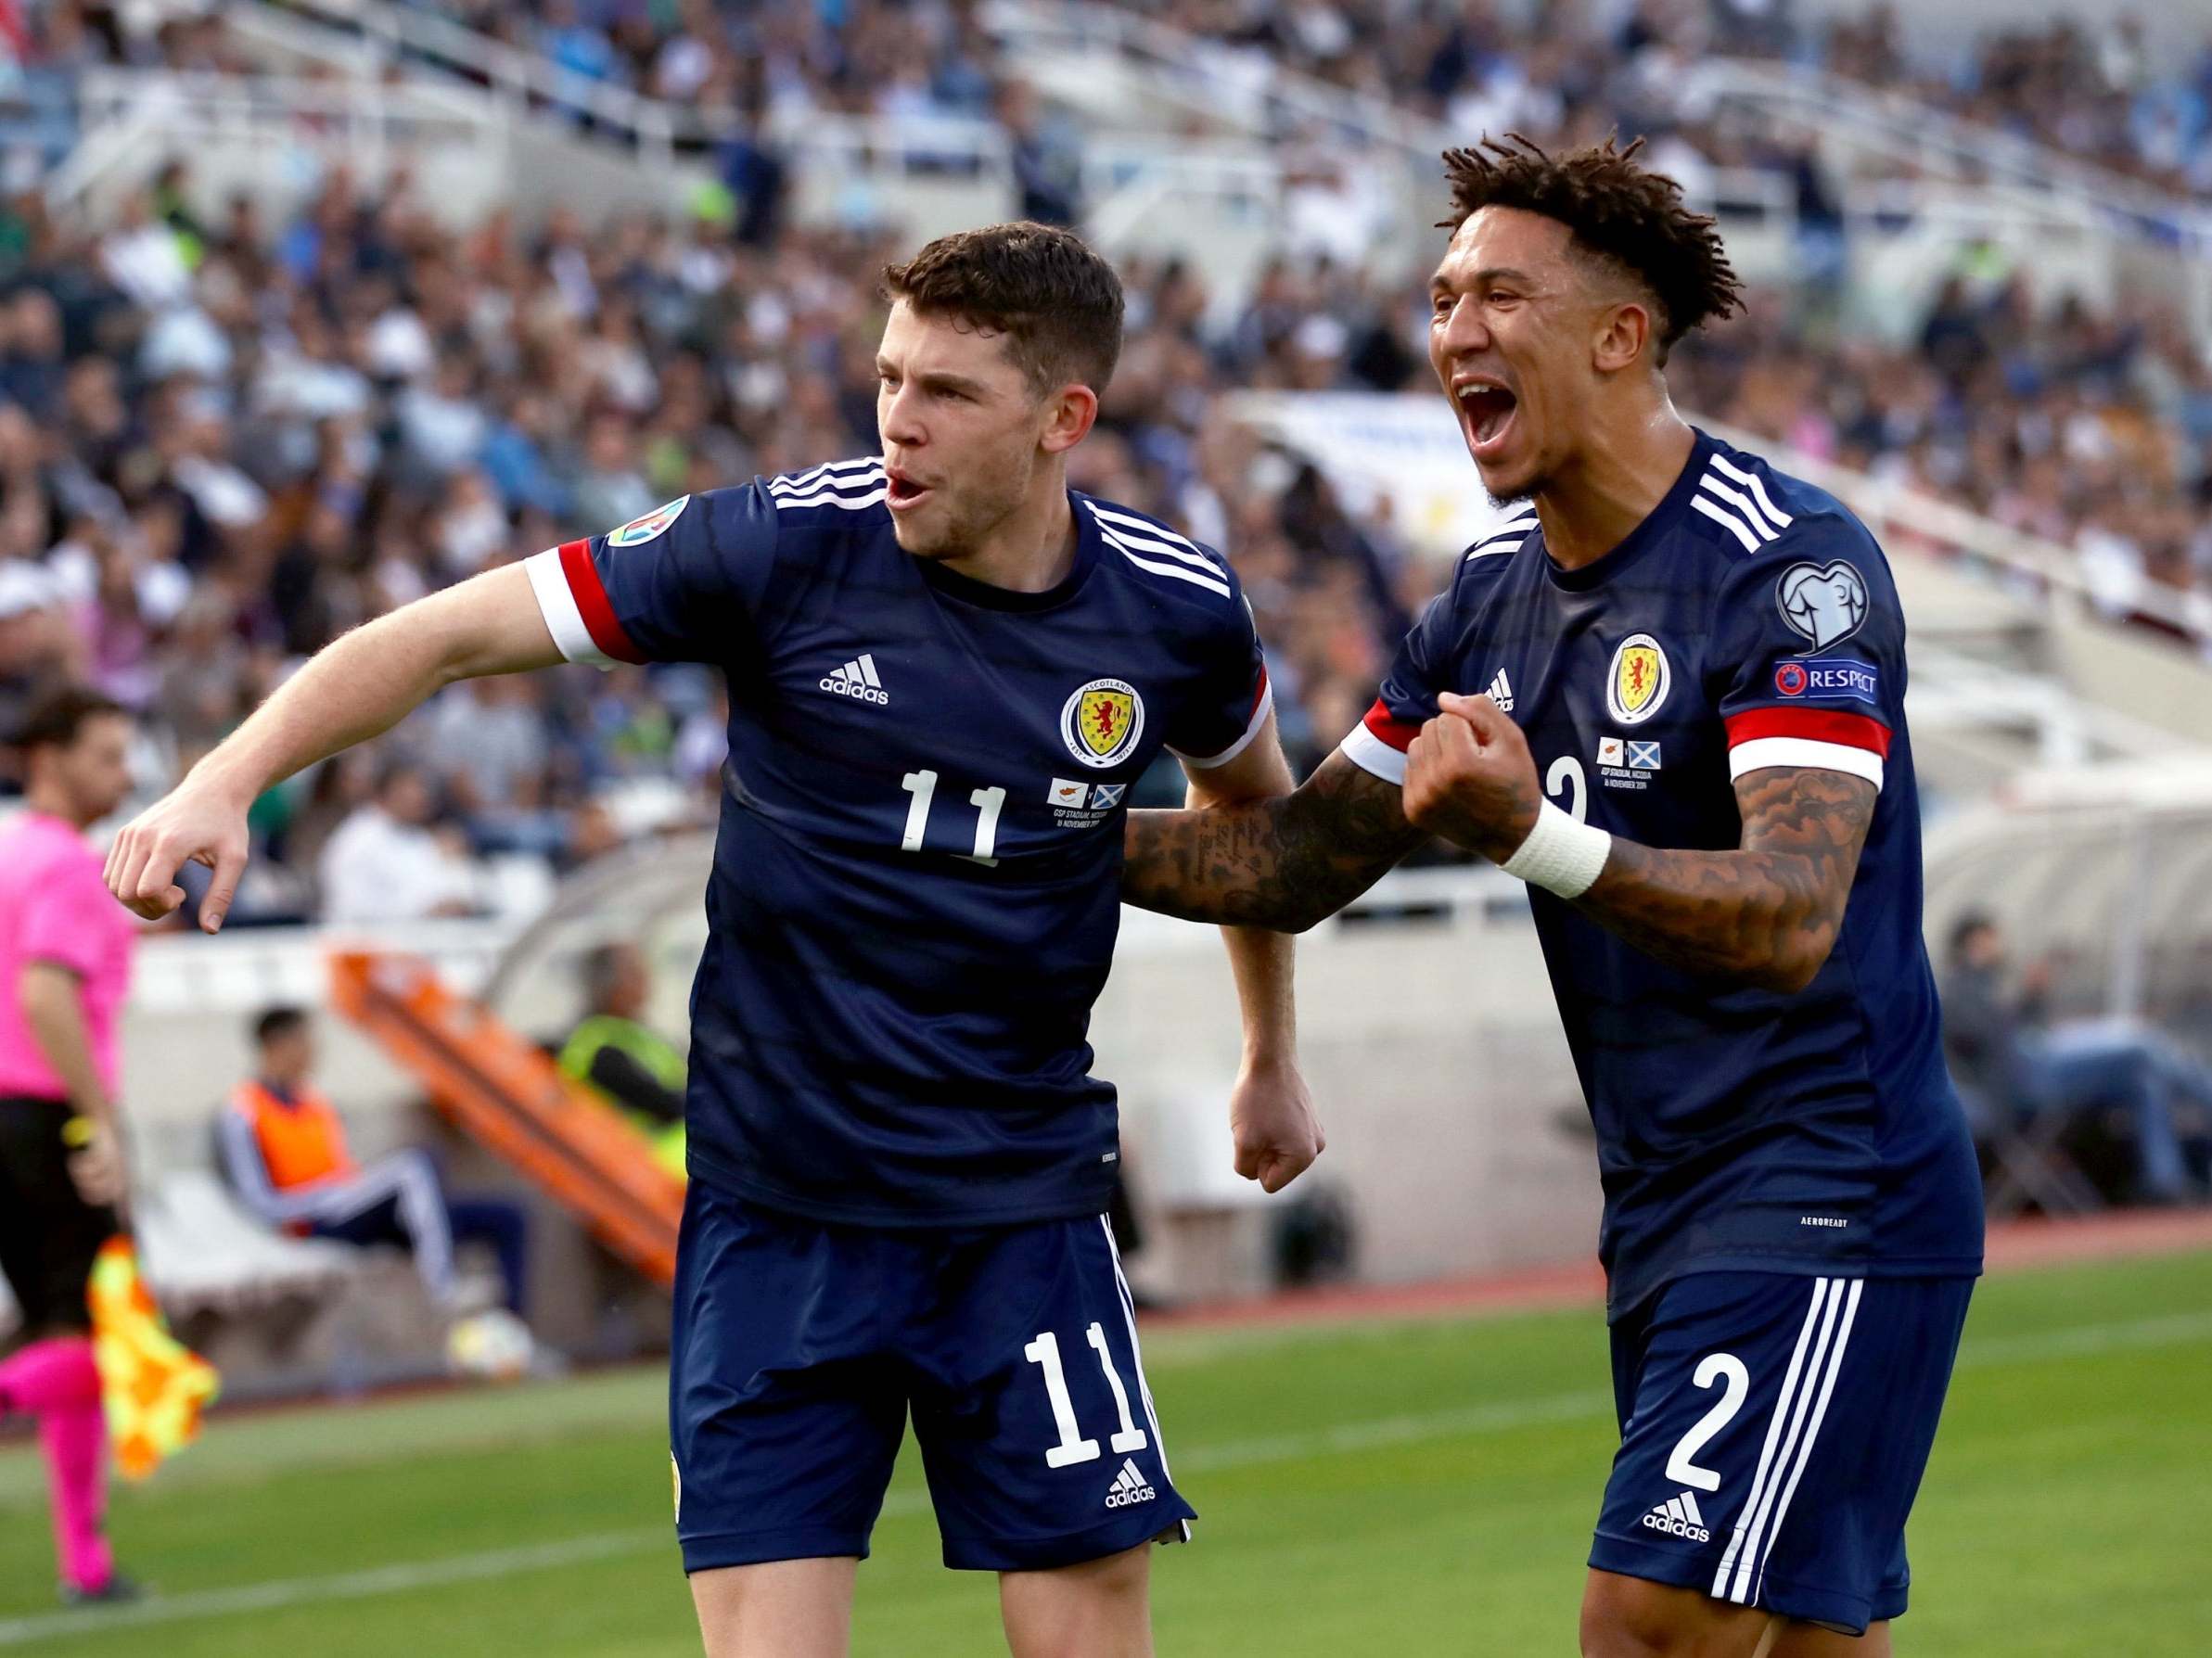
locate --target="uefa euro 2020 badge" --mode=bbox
[607,497,690,547]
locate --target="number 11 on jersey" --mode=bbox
[901,770,1006,865]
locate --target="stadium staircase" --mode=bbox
[327,949,684,1287]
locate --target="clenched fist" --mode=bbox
[1402,692,1542,865]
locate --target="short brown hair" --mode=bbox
[1440,134,1743,364]
[881,222,1125,396]
[15,683,127,756]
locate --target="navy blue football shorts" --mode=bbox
[1591,1270,1975,1635]
[670,1180,1195,1575]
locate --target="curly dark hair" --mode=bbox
[1439,134,1744,364]
[881,222,1125,396]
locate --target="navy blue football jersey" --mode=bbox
[526,458,1272,1226]
[1344,430,1983,1317]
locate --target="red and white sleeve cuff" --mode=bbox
[1339,699,1420,785]
[1171,667,1275,771]
[525,542,643,669]
[1725,708,1888,791]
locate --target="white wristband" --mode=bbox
[1499,800,1613,899]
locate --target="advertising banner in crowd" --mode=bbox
[1221,390,1526,561]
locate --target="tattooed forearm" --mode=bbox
[1575,767,1876,993]
[1122,751,1428,932]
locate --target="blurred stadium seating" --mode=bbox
[0,0,2208,1392]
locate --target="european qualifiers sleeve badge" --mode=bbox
[1776,560,1869,650]
[1774,560,1880,701]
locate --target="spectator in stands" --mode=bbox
[558,941,685,1175]
[1942,912,2210,1205]
[218,1007,530,1316]
[315,761,481,925]
[998,80,1082,227]
[6,0,2212,927]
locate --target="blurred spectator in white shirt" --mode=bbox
[317,763,480,925]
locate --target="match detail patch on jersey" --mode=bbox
[1062,678,1144,769]
[607,496,690,547]
[1777,560,1870,651]
[1048,776,1117,829]
[1605,633,1671,726]
[1596,736,1661,791]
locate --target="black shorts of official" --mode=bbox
[0,1096,121,1336]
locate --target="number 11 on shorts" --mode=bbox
[1024,1324,1149,1468]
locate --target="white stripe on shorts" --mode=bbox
[1752,1278,1862,1605]
[1100,1216,1192,1542]
[1711,1278,1829,1601]
[1717,1278,1862,1605]
[1100,1216,1171,1478]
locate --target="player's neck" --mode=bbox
[1533,409,1696,570]
[940,478,1078,593]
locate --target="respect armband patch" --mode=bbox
[1774,657,1879,704]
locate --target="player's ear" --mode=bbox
[1039,382,1098,456]
[1592,300,1651,376]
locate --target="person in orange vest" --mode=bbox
[217,1008,528,1317]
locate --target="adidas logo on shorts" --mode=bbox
[1104,1458,1157,1510]
[1642,1490,1711,1544]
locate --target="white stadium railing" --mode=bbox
[185,0,2212,345]
[45,68,507,210]
[242,0,687,159]
[1687,58,2212,256]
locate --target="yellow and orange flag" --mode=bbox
[86,1238,219,1481]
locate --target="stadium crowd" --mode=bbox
[1131,0,2212,198]
[0,0,2204,926]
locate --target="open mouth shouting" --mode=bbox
[1453,377,1519,462]
[886,467,934,513]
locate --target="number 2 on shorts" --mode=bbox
[1666,1352,1750,1493]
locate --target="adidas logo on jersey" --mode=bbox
[820,655,889,705]
[1642,1491,1711,1544]
[1485,669,1515,712]
[1104,1459,1157,1510]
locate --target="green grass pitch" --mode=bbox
[2,1249,2206,1654]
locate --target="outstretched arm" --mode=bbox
[1123,748,1431,934]
[1402,693,1874,993]
[106,562,562,930]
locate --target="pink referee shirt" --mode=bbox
[0,810,134,1100]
